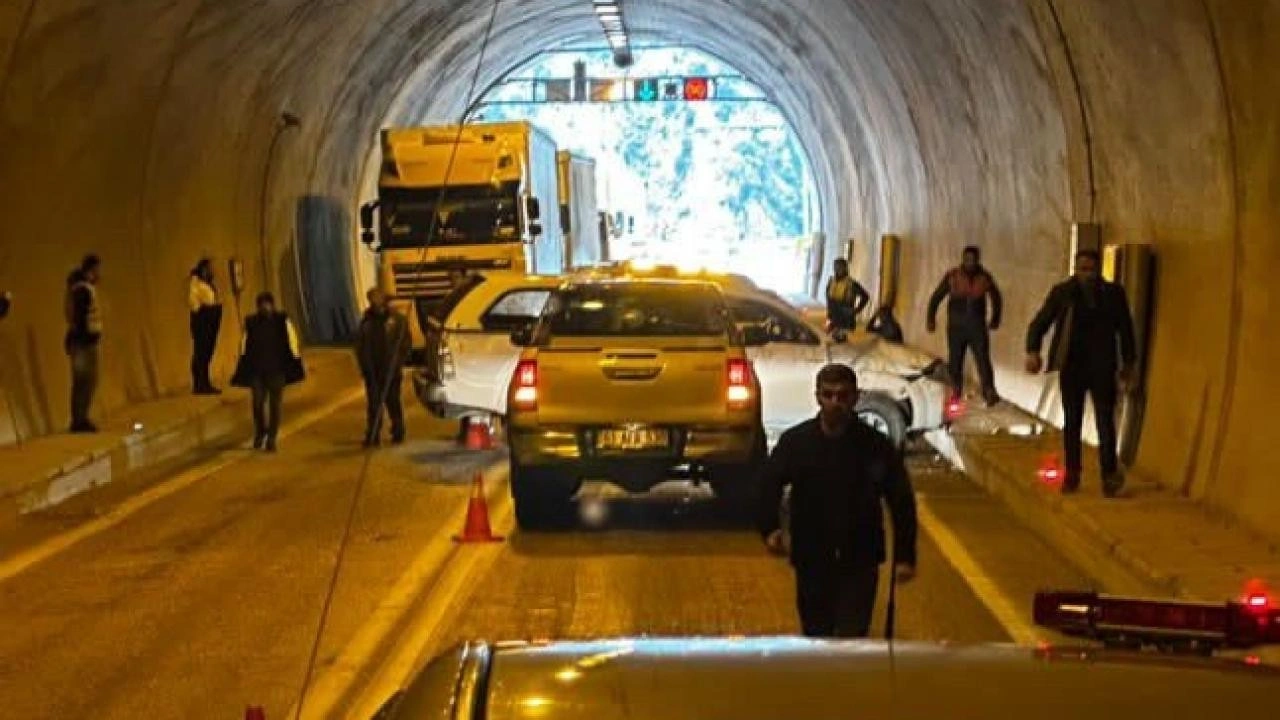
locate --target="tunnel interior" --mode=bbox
[1,0,1277,540]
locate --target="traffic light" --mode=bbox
[683,77,710,101]
[634,78,658,101]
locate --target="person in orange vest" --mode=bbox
[926,246,1003,406]
[825,258,870,338]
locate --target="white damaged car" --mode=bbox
[413,273,949,447]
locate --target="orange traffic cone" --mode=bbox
[465,419,493,450]
[454,472,503,543]
[245,707,266,720]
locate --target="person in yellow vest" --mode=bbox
[926,246,1003,406]
[188,258,224,395]
[824,258,870,337]
[64,254,103,433]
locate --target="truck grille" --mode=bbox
[391,259,513,300]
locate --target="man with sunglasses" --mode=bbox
[758,363,918,638]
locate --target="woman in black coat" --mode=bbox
[231,292,304,451]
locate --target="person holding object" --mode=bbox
[927,245,1003,406]
[1025,249,1137,497]
[188,258,224,395]
[231,292,304,452]
[758,363,917,638]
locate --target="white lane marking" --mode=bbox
[347,488,514,719]
[915,492,1043,646]
[0,388,365,585]
[290,463,508,720]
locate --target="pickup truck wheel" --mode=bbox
[510,462,576,531]
[710,429,768,515]
[856,394,907,448]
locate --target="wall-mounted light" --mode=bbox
[593,0,633,68]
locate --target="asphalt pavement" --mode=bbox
[0,399,1091,719]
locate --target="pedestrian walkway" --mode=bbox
[0,349,361,516]
[932,401,1280,614]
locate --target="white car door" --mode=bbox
[445,286,554,416]
[728,296,829,439]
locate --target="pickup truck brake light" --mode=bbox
[512,359,538,411]
[727,359,753,410]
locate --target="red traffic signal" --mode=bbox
[683,76,710,101]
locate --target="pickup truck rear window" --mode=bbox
[545,284,730,337]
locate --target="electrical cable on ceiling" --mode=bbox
[289,1,505,716]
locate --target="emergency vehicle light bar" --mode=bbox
[1034,590,1280,649]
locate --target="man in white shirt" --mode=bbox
[189,258,224,394]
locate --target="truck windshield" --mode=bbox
[379,184,521,249]
[545,284,730,337]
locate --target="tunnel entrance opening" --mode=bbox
[355,42,823,299]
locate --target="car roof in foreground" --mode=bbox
[392,637,1280,720]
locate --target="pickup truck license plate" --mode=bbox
[598,427,669,450]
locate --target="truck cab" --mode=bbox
[359,121,564,363]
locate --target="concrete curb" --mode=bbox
[940,431,1182,598]
[6,354,360,516]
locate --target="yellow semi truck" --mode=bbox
[359,121,565,362]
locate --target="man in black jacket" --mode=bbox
[356,288,411,447]
[758,363,918,638]
[65,254,103,433]
[927,246,1003,405]
[1025,250,1137,497]
[231,292,305,452]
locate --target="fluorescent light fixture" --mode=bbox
[591,0,630,68]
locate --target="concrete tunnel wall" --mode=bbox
[0,1,1277,540]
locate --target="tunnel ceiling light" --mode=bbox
[592,0,632,68]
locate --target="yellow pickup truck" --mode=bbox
[504,278,768,529]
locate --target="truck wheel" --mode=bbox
[510,461,575,531]
[856,393,908,448]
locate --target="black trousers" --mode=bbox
[795,564,880,638]
[69,345,99,427]
[1060,366,1119,486]
[364,371,405,441]
[251,375,285,441]
[190,310,221,391]
[947,323,995,398]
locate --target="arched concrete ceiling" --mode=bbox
[1,1,1278,538]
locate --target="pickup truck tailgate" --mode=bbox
[534,337,730,426]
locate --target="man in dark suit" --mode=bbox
[1025,250,1137,497]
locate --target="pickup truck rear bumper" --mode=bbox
[510,424,760,491]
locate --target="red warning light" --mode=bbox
[944,396,966,422]
[1038,454,1065,486]
[683,76,710,101]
